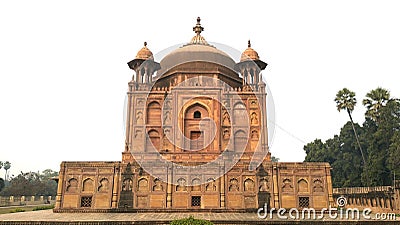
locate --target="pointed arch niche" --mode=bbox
[233,102,247,125]
[234,130,248,152]
[82,178,94,192]
[146,101,161,125]
[183,103,210,151]
[298,179,309,193]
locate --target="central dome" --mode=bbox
[157,17,236,77]
[157,44,236,76]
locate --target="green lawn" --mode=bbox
[0,204,54,214]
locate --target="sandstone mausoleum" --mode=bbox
[54,18,334,212]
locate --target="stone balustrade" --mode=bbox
[333,186,394,194]
[0,195,55,207]
[333,183,400,213]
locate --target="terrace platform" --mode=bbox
[0,210,398,225]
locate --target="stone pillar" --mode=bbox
[9,196,13,203]
[220,174,225,208]
[111,164,120,208]
[145,68,149,83]
[55,162,66,209]
[272,165,280,208]
[390,197,394,210]
[21,196,25,203]
[40,196,44,202]
[325,166,334,206]
[31,196,35,202]
[166,165,172,208]
[126,89,132,150]
[240,69,245,86]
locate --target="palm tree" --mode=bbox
[334,88,366,164]
[271,156,279,162]
[362,87,390,122]
[3,161,11,181]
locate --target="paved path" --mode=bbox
[0,210,398,222]
[0,210,260,221]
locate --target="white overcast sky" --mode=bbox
[1,1,399,177]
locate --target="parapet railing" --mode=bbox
[0,195,55,207]
[333,186,394,194]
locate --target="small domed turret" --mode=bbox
[235,40,267,86]
[127,42,160,83]
[240,40,260,61]
[135,42,154,60]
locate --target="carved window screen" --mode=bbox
[299,197,309,208]
[191,196,201,207]
[80,196,92,208]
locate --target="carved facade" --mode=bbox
[54,18,334,212]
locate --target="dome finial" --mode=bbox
[189,17,208,45]
[193,17,204,35]
[248,40,251,48]
[144,41,147,47]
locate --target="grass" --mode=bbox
[0,204,54,214]
[170,216,214,225]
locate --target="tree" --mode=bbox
[0,161,3,180]
[306,87,398,187]
[3,161,11,181]
[334,88,366,164]
[39,169,59,196]
[388,131,400,176]
[0,178,4,192]
[362,98,400,186]
[337,122,364,187]
[271,156,279,162]
[304,139,328,163]
[304,124,364,187]
[0,169,58,196]
[362,87,390,122]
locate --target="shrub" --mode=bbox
[32,204,55,211]
[10,208,25,213]
[170,216,213,225]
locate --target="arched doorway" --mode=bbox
[184,103,209,151]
